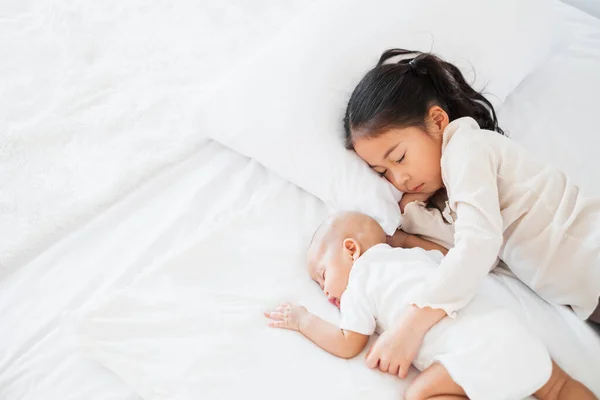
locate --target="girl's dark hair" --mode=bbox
[343,49,503,149]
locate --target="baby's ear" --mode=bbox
[343,238,361,261]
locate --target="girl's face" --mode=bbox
[352,108,448,196]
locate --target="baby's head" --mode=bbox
[307,211,386,308]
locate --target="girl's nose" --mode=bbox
[391,169,410,189]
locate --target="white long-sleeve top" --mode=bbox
[407,117,600,319]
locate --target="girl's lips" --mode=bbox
[411,184,424,192]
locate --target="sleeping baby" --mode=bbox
[264,211,596,400]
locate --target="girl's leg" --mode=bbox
[534,361,597,400]
[404,363,467,400]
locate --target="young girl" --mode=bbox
[343,48,600,379]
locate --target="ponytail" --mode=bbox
[344,49,503,149]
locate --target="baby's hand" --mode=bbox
[264,303,309,331]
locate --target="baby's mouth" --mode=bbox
[328,297,340,309]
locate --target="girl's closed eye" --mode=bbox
[378,170,387,177]
[396,154,406,164]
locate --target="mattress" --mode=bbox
[0,141,290,399]
[1,1,600,399]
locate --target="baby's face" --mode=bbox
[308,241,357,309]
[307,211,383,309]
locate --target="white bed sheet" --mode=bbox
[0,141,287,399]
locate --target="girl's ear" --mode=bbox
[343,238,362,261]
[427,106,450,133]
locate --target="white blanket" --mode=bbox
[0,0,315,278]
[0,141,287,399]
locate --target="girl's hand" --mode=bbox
[365,305,446,378]
[364,316,423,378]
[388,229,449,255]
[264,303,310,331]
[399,192,433,213]
[386,229,409,248]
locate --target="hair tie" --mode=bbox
[408,58,417,71]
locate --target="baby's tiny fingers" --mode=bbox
[265,311,284,321]
[268,320,287,329]
[398,364,409,379]
[276,305,287,312]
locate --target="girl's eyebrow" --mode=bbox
[383,143,400,160]
[367,142,404,168]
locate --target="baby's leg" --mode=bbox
[404,363,467,400]
[534,361,597,400]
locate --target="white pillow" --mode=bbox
[201,0,555,235]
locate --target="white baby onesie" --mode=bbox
[405,117,600,319]
[339,243,551,400]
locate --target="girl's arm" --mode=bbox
[366,132,504,376]
[399,192,433,213]
[405,234,448,255]
[365,305,446,377]
[407,134,504,317]
[387,229,448,255]
[265,304,369,359]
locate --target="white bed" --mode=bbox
[1,1,600,399]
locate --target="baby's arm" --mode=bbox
[387,229,448,255]
[264,304,369,359]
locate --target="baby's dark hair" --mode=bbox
[343,49,503,149]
